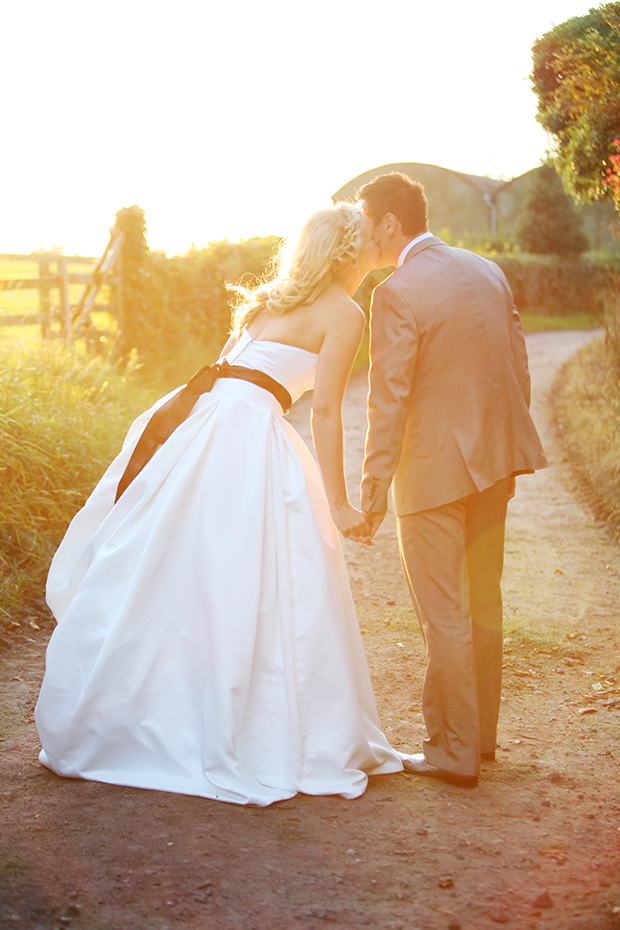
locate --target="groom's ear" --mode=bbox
[381,213,400,239]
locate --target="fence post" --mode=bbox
[57,255,71,341]
[112,236,123,341]
[38,253,51,338]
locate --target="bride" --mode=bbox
[35,202,403,806]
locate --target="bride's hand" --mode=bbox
[330,502,374,546]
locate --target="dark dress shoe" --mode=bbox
[400,753,479,788]
[481,751,496,762]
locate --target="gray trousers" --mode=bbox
[397,477,510,776]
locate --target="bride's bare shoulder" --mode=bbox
[316,284,365,320]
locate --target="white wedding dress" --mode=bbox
[35,329,402,805]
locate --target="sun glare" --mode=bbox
[0,0,584,258]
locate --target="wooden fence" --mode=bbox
[0,228,124,341]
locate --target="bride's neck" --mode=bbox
[336,268,362,297]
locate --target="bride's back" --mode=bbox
[246,283,356,356]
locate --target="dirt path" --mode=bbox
[1,332,619,930]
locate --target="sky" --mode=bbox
[1,0,589,258]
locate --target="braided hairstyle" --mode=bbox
[230,202,366,336]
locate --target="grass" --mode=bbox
[520,312,599,333]
[0,324,42,352]
[0,257,108,316]
[554,332,620,537]
[0,339,157,620]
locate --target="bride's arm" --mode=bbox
[310,304,370,540]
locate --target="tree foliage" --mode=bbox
[154,236,280,383]
[516,164,589,255]
[110,204,280,385]
[604,137,620,209]
[530,3,620,209]
[113,205,164,362]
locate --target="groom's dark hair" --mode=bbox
[356,172,428,236]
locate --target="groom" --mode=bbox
[356,172,548,788]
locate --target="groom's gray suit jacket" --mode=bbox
[361,236,548,515]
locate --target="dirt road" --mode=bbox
[1,331,619,930]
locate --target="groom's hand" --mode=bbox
[363,511,386,538]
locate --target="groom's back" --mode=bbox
[375,239,545,514]
[402,242,519,376]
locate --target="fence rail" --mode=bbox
[0,235,123,341]
[0,252,96,264]
[0,274,104,289]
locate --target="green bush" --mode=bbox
[158,237,281,383]
[0,342,155,618]
[111,206,281,389]
[490,252,620,317]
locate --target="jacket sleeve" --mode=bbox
[509,304,532,408]
[360,283,419,513]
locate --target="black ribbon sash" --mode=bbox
[115,361,292,503]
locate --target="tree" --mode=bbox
[604,137,620,210]
[516,164,589,255]
[530,3,620,210]
[113,205,165,361]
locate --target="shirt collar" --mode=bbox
[397,231,434,267]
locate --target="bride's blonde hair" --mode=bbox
[229,202,366,336]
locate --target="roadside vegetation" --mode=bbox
[528,2,620,542]
[554,283,620,539]
[0,334,156,622]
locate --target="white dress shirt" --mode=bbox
[398,232,434,267]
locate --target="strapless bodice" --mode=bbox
[221,329,317,405]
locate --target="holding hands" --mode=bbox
[363,511,386,539]
[330,501,374,546]
[329,503,388,546]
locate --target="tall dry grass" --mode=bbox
[0,341,155,620]
[555,277,620,536]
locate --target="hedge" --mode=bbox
[490,252,620,317]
